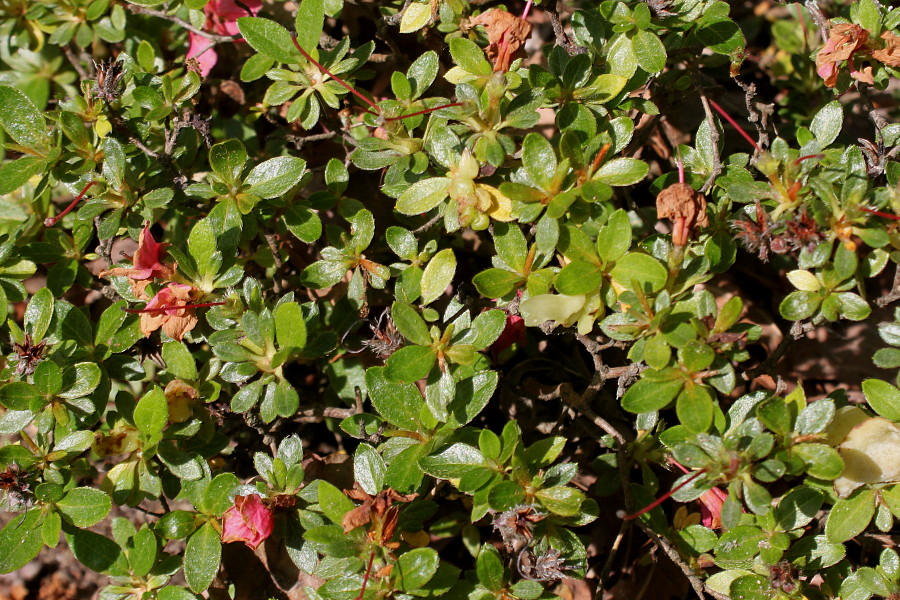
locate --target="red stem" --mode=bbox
[860,207,900,220]
[45,181,97,227]
[385,102,464,122]
[521,0,533,20]
[620,469,706,521]
[708,99,761,152]
[290,35,380,112]
[355,552,375,600]
[123,301,225,314]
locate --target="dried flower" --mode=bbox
[12,334,49,377]
[187,0,263,77]
[101,226,177,296]
[469,9,532,72]
[221,494,275,550]
[517,546,569,581]
[656,182,709,247]
[342,486,416,545]
[697,485,727,529]
[490,314,525,358]
[136,283,203,341]
[164,380,199,423]
[815,23,869,88]
[872,31,900,67]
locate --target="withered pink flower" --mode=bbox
[697,485,727,529]
[101,226,176,296]
[221,494,274,550]
[815,23,869,88]
[187,0,263,77]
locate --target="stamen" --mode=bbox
[45,181,97,227]
[708,99,761,152]
[290,35,380,111]
[521,0,533,20]
[123,301,225,314]
[676,147,684,184]
[385,102,464,122]
[618,469,706,521]
[860,207,900,220]
[794,154,825,165]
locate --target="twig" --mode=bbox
[62,45,89,81]
[697,91,723,194]
[384,0,414,26]
[412,213,443,234]
[295,406,356,422]
[633,520,725,600]
[804,0,829,43]
[264,233,283,294]
[286,131,337,151]
[877,263,900,307]
[126,5,237,43]
[734,78,772,151]
[550,1,587,55]
[596,519,629,598]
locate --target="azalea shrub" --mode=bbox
[1,0,900,599]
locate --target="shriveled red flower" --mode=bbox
[137,283,203,341]
[101,226,176,295]
[815,23,869,88]
[187,0,263,77]
[697,485,727,529]
[469,9,532,72]
[221,494,274,550]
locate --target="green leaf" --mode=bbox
[695,17,745,55]
[275,301,307,350]
[621,377,683,413]
[66,527,128,576]
[464,309,507,350]
[473,268,522,298]
[774,487,823,531]
[420,249,456,306]
[810,101,843,147]
[633,30,666,73]
[134,387,168,440]
[0,156,45,195]
[57,488,112,527]
[597,209,632,264]
[384,345,437,383]
[594,158,648,186]
[294,0,325,53]
[779,291,820,320]
[407,51,438,99]
[365,367,423,431]
[24,287,54,341]
[208,139,247,186]
[0,509,44,574]
[391,302,431,346]
[0,382,40,411]
[399,1,431,34]
[476,544,504,592]
[535,486,585,516]
[163,341,198,380]
[448,38,492,76]
[862,379,900,421]
[825,488,876,543]
[396,547,440,589]
[676,385,714,433]
[59,362,101,400]
[419,443,487,479]
[793,443,843,480]
[237,17,299,64]
[0,86,50,154]
[283,204,322,243]
[316,480,356,525]
[245,157,307,199]
[396,177,451,215]
[184,522,221,593]
[610,252,668,293]
[555,260,602,295]
[353,443,385,495]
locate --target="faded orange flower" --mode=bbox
[871,31,900,67]
[164,380,199,423]
[815,23,869,88]
[138,283,202,341]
